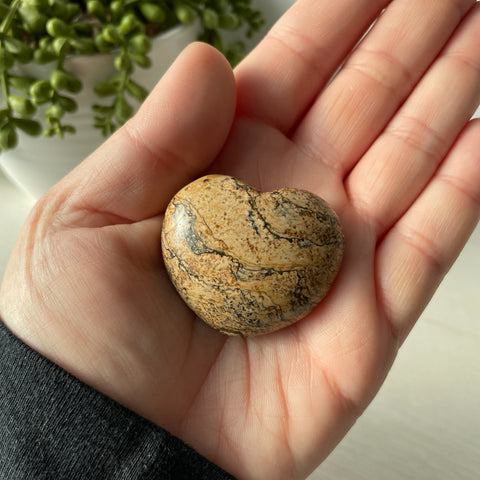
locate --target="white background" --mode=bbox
[1,1,479,479]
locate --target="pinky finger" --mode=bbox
[376,119,480,343]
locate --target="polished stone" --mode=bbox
[161,175,344,336]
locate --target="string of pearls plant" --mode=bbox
[0,0,264,151]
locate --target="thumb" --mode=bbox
[53,42,236,224]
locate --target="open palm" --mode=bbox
[1,1,480,479]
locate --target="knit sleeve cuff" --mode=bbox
[0,320,235,480]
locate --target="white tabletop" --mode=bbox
[1,1,479,478]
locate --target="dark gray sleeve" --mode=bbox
[0,320,235,480]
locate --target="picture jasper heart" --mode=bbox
[161,175,344,336]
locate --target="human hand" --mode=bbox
[1,1,480,479]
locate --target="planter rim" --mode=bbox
[9,20,200,82]
[1,20,201,199]
[63,21,200,62]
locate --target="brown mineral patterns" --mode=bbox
[161,175,344,336]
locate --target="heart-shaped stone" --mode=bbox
[161,175,344,336]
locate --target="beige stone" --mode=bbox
[161,175,344,336]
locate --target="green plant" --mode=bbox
[0,0,264,151]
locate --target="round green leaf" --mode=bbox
[23,0,48,9]
[65,3,80,20]
[0,47,15,72]
[128,51,151,69]
[34,48,57,64]
[69,38,96,55]
[13,117,42,136]
[50,69,68,91]
[110,0,124,20]
[73,22,94,37]
[50,69,82,93]
[86,0,106,20]
[51,1,71,20]
[52,37,71,56]
[219,13,240,30]
[9,75,36,95]
[0,109,10,128]
[45,103,64,119]
[46,18,72,38]
[94,77,121,96]
[139,3,166,24]
[114,95,133,125]
[9,95,36,117]
[0,125,18,151]
[175,4,197,24]
[30,80,54,104]
[66,77,82,94]
[3,37,32,58]
[128,34,151,54]
[94,34,111,53]
[126,79,148,102]
[19,5,48,34]
[57,95,78,113]
[119,13,138,35]
[114,53,132,73]
[226,41,245,67]
[61,125,76,135]
[102,25,122,45]
[202,9,219,30]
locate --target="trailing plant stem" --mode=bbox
[0,0,22,112]
[0,0,22,34]
[1,71,8,106]
[0,0,265,150]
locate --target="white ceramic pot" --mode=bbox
[0,23,199,200]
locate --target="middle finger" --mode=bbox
[346,3,480,237]
[292,0,475,176]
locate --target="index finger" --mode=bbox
[49,43,236,225]
[234,0,391,133]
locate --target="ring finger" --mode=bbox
[346,3,480,237]
[292,0,475,175]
